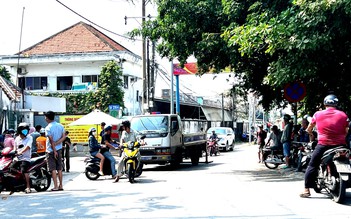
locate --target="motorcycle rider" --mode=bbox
[114,120,139,183]
[209,130,218,140]
[101,125,118,180]
[300,94,349,198]
[13,123,33,194]
[88,127,105,175]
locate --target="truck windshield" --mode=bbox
[131,116,169,137]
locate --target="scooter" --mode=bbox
[313,146,351,203]
[0,147,51,194]
[118,136,145,183]
[85,141,122,180]
[207,138,220,156]
[262,143,299,169]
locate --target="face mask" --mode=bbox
[21,129,28,136]
[92,131,97,135]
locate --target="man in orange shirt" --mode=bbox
[36,128,47,155]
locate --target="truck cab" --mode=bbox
[130,114,206,165]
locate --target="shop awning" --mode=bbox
[201,106,232,122]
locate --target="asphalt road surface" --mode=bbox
[1,143,350,218]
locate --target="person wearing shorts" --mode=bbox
[44,111,66,192]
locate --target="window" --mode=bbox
[82,75,98,83]
[19,77,47,90]
[57,76,73,90]
[123,76,128,89]
[170,116,179,136]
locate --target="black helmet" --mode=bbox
[324,94,338,107]
[104,125,112,132]
[122,120,130,128]
[17,122,30,136]
[283,114,291,121]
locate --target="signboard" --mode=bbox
[60,115,92,143]
[173,63,232,75]
[109,104,120,118]
[284,81,306,102]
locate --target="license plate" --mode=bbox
[335,164,351,173]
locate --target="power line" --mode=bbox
[55,0,141,41]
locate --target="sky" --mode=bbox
[0,0,234,98]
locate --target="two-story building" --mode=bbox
[0,21,143,128]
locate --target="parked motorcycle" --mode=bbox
[207,138,220,156]
[118,136,145,183]
[262,143,299,169]
[0,147,51,194]
[295,141,316,172]
[313,146,351,203]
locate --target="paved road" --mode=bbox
[1,143,351,218]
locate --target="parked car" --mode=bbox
[206,127,235,151]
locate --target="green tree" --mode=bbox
[93,60,125,113]
[136,0,351,116]
[0,65,11,81]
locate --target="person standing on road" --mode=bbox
[300,94,349,198]
[257,125,267,163]
[295,117,311,172]
[30,125,41,155]
[280,114,293,169]
[62,131,71,172]
[101,125,118,180]
[44,111,66,191]
[36,128,47,155]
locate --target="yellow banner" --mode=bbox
[60,115,101,144]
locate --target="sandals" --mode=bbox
[25,188,31,194]
[299,192,311,198]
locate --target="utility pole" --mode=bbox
[141,0,147,114]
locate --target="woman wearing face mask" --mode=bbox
[88,127,105,175]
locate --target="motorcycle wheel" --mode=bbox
[85,170,100,180]
[135,163,143,177]
[264,154,280,169]
[313,167,323,193]
[330,173,347,203]
[33,169,51,192]
[127,163,135,183]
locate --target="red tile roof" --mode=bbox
[20,22,130,55]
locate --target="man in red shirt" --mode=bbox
[300,94,349,198]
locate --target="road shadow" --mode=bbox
[142,161,223,172]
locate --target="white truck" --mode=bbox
[130,114,207,166]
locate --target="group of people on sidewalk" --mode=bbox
[0,111,70,194]
[254,94,350,199]
[256,113,316,171]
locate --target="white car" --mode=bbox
[206,127,235,151]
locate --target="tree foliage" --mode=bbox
[136,0,351,116]
[0,65,11,81]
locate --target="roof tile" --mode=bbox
[20,21,129,55]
